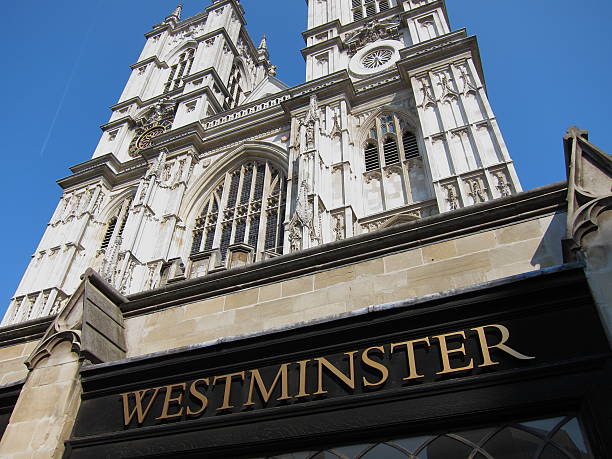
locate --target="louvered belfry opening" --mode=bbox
[100,196,133,250]
[383,137,400,165]
[191,160,287,263]
[403,131,420,159]
[351,0,392,22]
[362,113,421,173]
[164,48,195,93]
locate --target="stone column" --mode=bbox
[564,127,612,344]
[0,341,82,458]
[0,269,127,458]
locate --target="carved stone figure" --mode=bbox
[494,171,512,197]
[305,122,315,149]
[333,215,344,241]
[468,178,488,203]
[445,184,460,210]
[289,223,302,252]
[344,17,401,55]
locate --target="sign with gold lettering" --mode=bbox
[118,323,533,427]
[66,270,611,459]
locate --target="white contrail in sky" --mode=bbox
[39,0,103,157]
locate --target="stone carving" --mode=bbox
[456,62,478,95]
[564,126,612,258]
[444,184,460,210]
[333,214,345,241]
[467,178,488,203]
[305,123,315,149]
[128,98,176,157]
[301,95,320,150]
[343,17,401,56]
[329,111,342,138]
[100,237,122,285]
[24,268,127,369]
[494,171,512,197]
[436,71,459,101]
[289,222,302,252]
[418,77,437,107]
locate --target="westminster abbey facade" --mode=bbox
[1,1,611,458]
[3,0,520,325]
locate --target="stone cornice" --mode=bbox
[396,29,486,89]
[301,19,342,41]
[204,0,246,21]
[400,0,448,24]
[0,314,55,348]
[0,181,571,346]
[57,154,147,191]
[100,116,134,132]
[301,36,344,60]
[123,181,569,317]
[130,56,166,71]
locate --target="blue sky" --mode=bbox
[0,0,610,320]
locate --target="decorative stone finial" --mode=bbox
[165,2,183,22]
[258,34,268,50]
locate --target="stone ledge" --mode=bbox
[122,181,567,318]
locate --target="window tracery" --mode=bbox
[191,160,286,262]
[361,112,423,213]
[164,48,195,93]
[100,196,132,250]
[224,64,245,110]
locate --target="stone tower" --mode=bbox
[2,0,522,326]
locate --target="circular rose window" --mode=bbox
[348,40,403,78]
[361,48,394,69]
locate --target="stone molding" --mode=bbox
[563,126,612,254]
[24,269,128,370]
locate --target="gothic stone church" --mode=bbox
[1,1,611,458]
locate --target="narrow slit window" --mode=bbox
[403,131,420,159]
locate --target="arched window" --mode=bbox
[191,160,286,262]
[100,196,132,250]
[362,113,424,213]
[224,64,244,110]
[351,0,392,21]
[164,48,195,93]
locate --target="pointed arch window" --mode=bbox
[191,160,286,262]
[224,64,245,111]
[100,196,132,250]
[352,0,394,21]
[164,48,195,93]
[361,113,424,213]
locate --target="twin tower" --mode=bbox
[3,0,520,325]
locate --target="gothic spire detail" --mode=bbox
[165,2,183,22]
[258,34,268,51]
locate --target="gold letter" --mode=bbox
[295,359,311,398]
[315,351,357,395]
[187,378,210,416]
[361,346,389,387]
[156,383,187,420]
[434,331,474,375]
[120,387,161,426]
[213,372,245,410]
[391,338,431,380]
[245,364,291,406]
[472,324,535,367]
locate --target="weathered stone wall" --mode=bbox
[0,341,81,458]
[125,212,566,357]
[0,341,37,386]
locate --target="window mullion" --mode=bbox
[213,173,231,250]
[258,163,273,255]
